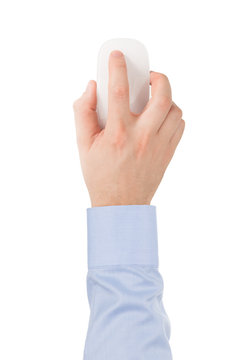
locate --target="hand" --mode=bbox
[73,50,185,207]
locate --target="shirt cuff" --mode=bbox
[87,205,158,269]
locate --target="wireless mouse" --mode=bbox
[97,38,150,128]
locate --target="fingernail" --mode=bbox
[111,50,123,57]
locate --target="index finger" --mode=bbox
[107,50,130,126]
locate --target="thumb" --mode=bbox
[73,80,100,150]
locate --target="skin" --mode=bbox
[73,50,185,207]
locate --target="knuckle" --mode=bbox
[156,95,172,110]
[109,124,128,149]
[111,56,127,69]
[115,60,126,69]
[135,130,151,157]
[179,119,185,131]
[112,84,129,99]
[174,105,183,119]
[80,106,92,118]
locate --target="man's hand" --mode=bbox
[73,50,185,207]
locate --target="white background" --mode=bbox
[0,0,239,359]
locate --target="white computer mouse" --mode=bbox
[97,38,150,128]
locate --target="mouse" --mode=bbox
[97,38,150,128]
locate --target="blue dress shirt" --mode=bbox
[84,205,172,360]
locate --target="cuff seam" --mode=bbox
[88,264,159,270]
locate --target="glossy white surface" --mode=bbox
[97,38,149,128]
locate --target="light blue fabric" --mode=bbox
[84,205,172,360]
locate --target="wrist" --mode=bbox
[91,198,151,207]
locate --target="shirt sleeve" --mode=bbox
[83,205,172,360]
